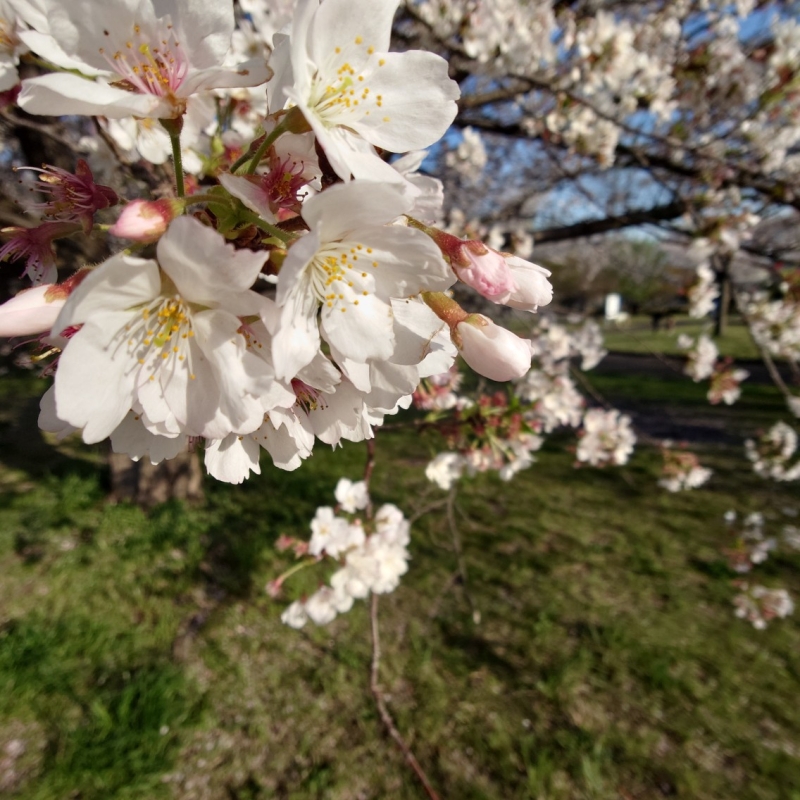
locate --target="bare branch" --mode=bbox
[369,594,441,800]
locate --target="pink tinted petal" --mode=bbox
[0,284,64,337]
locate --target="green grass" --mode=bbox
[1,364,800,798]
[602,315,762,361]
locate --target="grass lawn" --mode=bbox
[601,315,762,361]
[1,363,800,799]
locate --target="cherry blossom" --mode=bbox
[17,0,271,120]
[271,180,453,380]
[576,409,636,467]
[268,0,459,181]
[49,216,278,443]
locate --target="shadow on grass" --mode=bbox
[0,614,203,799]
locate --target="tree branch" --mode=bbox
[532,200,688,243]
[370,594,441,800]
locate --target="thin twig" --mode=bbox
[0,109,76,151]
[370,594,441,800]
[735,293,797,402]
[427,570,460,621]
[446,486,480,624]
[363,436,376,519]
[408,496,450,527]
[569,364,612,409]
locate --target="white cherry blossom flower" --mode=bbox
[577,408,636,467]
[334,478,369,513]
[308,507,365,558]
[425,452,465,490]
[272,181,453,380]
[270,0,459,181]
[18,0,271,119]
[50,216,274,444]
[281,600,308,629]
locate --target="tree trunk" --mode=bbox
[714,255,732,338]
[108,449,204,509]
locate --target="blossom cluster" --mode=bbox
[733,583,795,630]
[723,507,799,628]
[679,334,748,406]
[743,290,800,365]
[658,441,712,493]
[514,318,606,432]
[415,0,800,184]
[745,422,800,482]
[575,408,636,468]
[278,481,411,628]
[723,511,776,573]
[0,0,555,483]
[421,317,638,490]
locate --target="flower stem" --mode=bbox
[229,145,256,174]
[239,209,294,244]
[161,119,185,198]
[243,123,286,175]
[242,108,311,175]
[275,557,318,586]
[182,192,226,207]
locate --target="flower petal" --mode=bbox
[320,290,394,363]
[54,310,138,443]
[19,73,168,118]
[301,181,411,242]
[156,216,267,304]
[349,51,459,151]
[308,0,397,74]
[54,255,160,334]
[204,433,261,484]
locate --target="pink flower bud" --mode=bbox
[109,198,182,243]
[0,284,66,337]
[454,240,517,303]
[409,224,529,305]
[455,315,532,381]
[504,254,553,312]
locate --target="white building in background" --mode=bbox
[605,293,622,320]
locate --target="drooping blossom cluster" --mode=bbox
[658,441,712,493]
[514,318,607,434]
[679,334,748,406]
[745,422,800,482]
[422,317,637,490]
[733,583,795,630]
[681,333,718,382]
[723,508,797,627]
[687,263,720,320]
[743,290,800,365]
[423,390,544,489]
[722,511,776,573]
[277,482,411,628]
[707,361,749,406]
[576,408,636,468]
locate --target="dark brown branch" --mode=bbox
[370,594,441,800]
[532,200,688,243]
